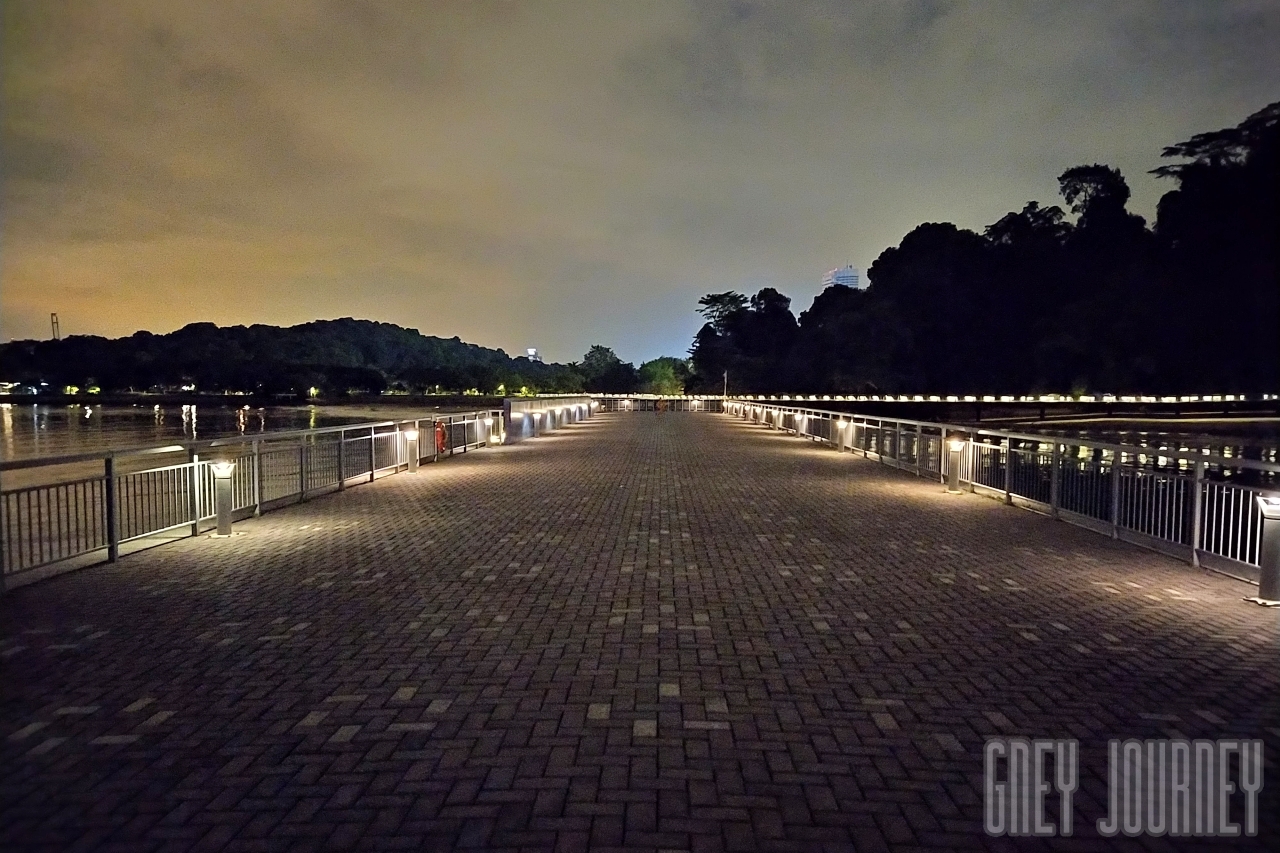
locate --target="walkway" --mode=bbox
[2,413,1277,851]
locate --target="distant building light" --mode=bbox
[821,265,862,290]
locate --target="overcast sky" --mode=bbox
[3,1,1277,363]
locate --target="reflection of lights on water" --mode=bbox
[181,404,198,439]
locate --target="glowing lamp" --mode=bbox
[403,429,419,442]
[211,460,236,479]
[1257,495,1280,520]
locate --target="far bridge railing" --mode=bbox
[592,395,724,413]
[721,399,1277,585]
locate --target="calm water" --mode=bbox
[1010,419,1280,465]
[3,404,1276,467]
[0,403,448,462]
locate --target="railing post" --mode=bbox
[914,426,922,477]
[1050,443,1061,518]
[1190,460,1205,567]
[252,440,263,516]
[188,449,200,536]
[299,442,308,503]
[105,457,119,563]
[368,427,376,481]
[1110,451,1122,538]
[895,421,903,467]
[0,476,6,593]
[337,430,346,490]
[1003,439,1013,505]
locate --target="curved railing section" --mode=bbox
[723,400,1278,585]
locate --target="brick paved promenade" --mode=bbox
[3,413,1278,852]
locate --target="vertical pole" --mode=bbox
[1003,439,1013,505]
[1050,443,1061,518]
[946,435,962,494]
[1110,451,1122,538]
[368,427,376,482]
[895,421,903,467]
[215,472,233,537]
[938,430,946,484]
[1189,460,1205,567]
[337,429,346,490]
[299,442,307,503]
[252,440,262,516]
[0,472,6,593]
[105,457,119,563]
[188,449,200,536]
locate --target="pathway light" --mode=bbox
[211,460,236,536]
[1251,496,1280,605]
[946,435,965,494]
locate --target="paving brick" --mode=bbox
[2,413,1277,851]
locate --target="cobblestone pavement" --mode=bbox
[2,413,1278,852]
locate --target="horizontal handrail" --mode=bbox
[724,401,1280,474]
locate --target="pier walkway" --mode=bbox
[2,413,1277,851]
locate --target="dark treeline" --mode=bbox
[0,318,581,396]
[690,102,1279,396]
[0,318,691,397]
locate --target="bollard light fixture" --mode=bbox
[483,417,494,427]
[1250,494,1280,605]
[946,434,966,494]
[211,459,236,536]
[403,428,421,471]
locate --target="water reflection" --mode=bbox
[0,404,386,462]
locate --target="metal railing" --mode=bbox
[593,395,725,413]
[725,400,1278,583]
[0,410,503,587]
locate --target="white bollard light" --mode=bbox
[946,436,965,494]
[211,460,236,536]
[403,429,420,472]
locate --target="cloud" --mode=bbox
[3,1,1277,362]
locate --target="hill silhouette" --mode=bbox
[0,318,584,396]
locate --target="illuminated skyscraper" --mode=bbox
[821,265,861,289]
